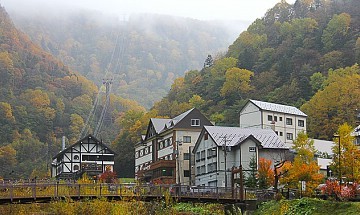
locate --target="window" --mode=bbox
[298,120,304,127]
[268,115,273,121]
[183,136,191,143]
[201,165,206,174]
[135,151,139,158]
[184,153,190,160]
[286,133,293,140]
[280,132,283,136]
[279,117,283,121]
[191,119,200,126]
[167,138,172,147]
[286,118,293,125]
[249,147,256,152]
[73,165,79,171]
[207,148,217,158]
[274,116,277,122]
[196,152,200,162]
[275,131,278,135]
[207,162,217,173]
[204,133,208,140]
[196,166,201,175]
[74,155,79,160]
[183,170,190,177]
[200,150,205,160]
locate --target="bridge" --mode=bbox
[0,181,299,205]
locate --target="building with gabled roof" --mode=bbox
[193,126,290,187]
[239,99,307,147]
[51,134,116,180]
[135,108,213,185]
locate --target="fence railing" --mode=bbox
[0,182,299,203]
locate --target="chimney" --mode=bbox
[62,136,66,151]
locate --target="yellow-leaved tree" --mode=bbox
[331,123,360,183]
[282,131,323,196]
[220,67,253,97]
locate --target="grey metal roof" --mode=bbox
[150,118,171,133]
[164,108,194,129]
[311,139,334,155]
[250,99,307,117]
[204,126,288,149]
[150,108,196,133]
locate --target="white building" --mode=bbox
[239,99,307,147]
[51,134,115,179]
[135,108,213,185]
[353,125,360,146]
[192,126,289,188]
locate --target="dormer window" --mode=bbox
[191,119,200,126]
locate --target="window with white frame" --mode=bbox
[268,115,273,121]
[298,120,305,127]
[184,153,190,160]
[286,118,293,125]
[191,119,200,126]
[207,148,217,158]
[286,132,293,140]
[183,136,191,143]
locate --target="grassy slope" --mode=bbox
[254,198,360,215]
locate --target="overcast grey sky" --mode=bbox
[1,0,296,21]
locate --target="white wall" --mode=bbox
[239,102,262,128]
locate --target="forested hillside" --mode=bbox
[7,10,239,108]
[0,0,359,179]
[0,6,144,179]
[112,0,359,177]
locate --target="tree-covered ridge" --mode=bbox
[110,0,359,178]
[0,6,144,179]
[8,11,235,108]
[148,0,359,133]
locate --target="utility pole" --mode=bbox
[220,135,230,188]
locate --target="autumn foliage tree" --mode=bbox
[331,123,360,183]
[282,132,323,196]
[301,65,360,139]
[257,158,274,189]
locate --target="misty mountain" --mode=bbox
[5,8,246,108]
[0,5,145,178]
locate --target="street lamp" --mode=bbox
[333,134,341,184]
